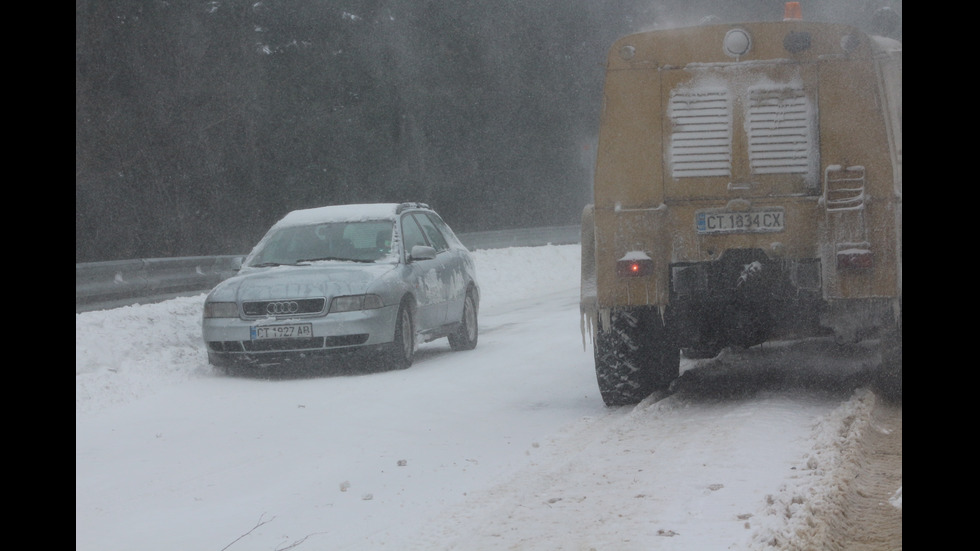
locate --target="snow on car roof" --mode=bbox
[273,203,402,228]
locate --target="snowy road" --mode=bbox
[75,245,901,551]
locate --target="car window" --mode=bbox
[423,212,461,249]
[341,221,395,260]
[340,221,394,257]
[247,225,319,265]
[248,221,394,265]
[412,213,449,252]
[400,214,429,253]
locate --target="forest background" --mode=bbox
[75,0,901,263]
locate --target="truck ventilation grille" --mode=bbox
[668,88,732,178]
[747,86,812,175]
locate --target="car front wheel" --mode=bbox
[386,300,415,370]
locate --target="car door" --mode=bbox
[413,212,462,326]
[399,213,443,331]
[419,212,467,323]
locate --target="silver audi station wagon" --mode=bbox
[202,202,479,373]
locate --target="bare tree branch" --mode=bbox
[274,531,329,551]
[220,513,276,551]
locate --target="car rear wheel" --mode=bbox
[386,300,415,370]
[448,289,478,351]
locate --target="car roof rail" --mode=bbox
[396,202,431,213]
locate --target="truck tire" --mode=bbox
[875,307,902,402]
[594,307,680,406]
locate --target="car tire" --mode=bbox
[208,352,239,376]
[448,288,478,351]
[386,300,415,370]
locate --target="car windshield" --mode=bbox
[246,220,395,267]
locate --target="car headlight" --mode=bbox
[204,301,239,318]
[329,294,384,313]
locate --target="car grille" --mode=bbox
[325,334,369,347]
[207,333,369,353]
[242,298,326,317]
[243,337,324,352]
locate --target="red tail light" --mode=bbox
[784,2,802,20]
[837,248,873,270]
[617,258,654,277]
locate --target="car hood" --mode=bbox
[207,262,397,303]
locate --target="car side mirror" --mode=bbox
[409,245,437,262]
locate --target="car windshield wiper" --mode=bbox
[296,257,375,264]
[296,256,347,263]
[250,262,286,267]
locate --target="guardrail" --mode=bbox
[75,255,247,313]
[76,225,580,313]
[455,225,579,251]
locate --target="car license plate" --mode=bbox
[696,208,785,234]
[250,323,313,340]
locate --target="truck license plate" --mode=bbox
[696,208,784,234]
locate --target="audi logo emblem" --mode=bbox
[266,301,300,315]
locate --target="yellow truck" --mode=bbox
[580,9,902,405]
